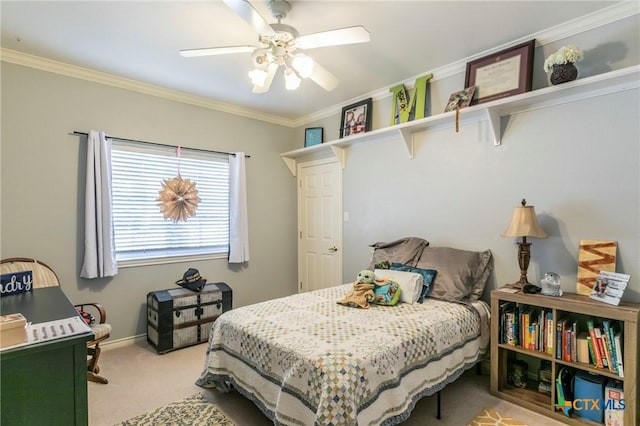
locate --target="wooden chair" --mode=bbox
[1,257,111,384]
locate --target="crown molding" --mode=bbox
[0,48,294,127]
[2,1,637,129]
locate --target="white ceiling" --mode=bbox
[1,1,620,122]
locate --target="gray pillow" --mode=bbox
[415,246,493,302]
[368,237,429,271]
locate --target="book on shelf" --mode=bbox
[602,320,618,374]
[613,332,624,378]
[594,327,610,369]
[499,301,518,346]
[601,332,614,372]
[556,317,565,360]
[545,311,554,356]
[605,380,624,426]
[576,332,590,364]
[587,336,597,367]
[586,320,605,369]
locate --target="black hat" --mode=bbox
[175,268,207,292]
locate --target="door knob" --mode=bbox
[328,246,338,253]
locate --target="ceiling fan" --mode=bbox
[179,0,370,93]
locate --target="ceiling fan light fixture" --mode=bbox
[249,68,268,87]
[251,48,271,69]
[291,54,314,79]
[284,68,301,90]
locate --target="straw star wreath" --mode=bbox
[157,175,201,223]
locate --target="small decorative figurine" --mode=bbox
[541,272,563,297]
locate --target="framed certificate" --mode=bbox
[465,40,535,105]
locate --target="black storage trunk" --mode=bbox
[147,282,232,354]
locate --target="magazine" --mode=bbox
[589,271,630,306]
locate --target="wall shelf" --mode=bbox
[281,65,639,176]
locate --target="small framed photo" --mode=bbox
[339,98,372,138]
[444,86,476,112]
[304,127,323,147]
[465,39,535,105]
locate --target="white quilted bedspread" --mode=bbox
[198,284,489,426]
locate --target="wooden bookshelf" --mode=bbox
[490,289,639,425]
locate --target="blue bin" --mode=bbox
[573,372,607,423]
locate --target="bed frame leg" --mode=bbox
[436,390,441,420]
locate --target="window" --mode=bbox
[110,139,229,264]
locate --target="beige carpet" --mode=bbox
[91,341,566,426]
[115,393,235,426]
[468,408,528,426]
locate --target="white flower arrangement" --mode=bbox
[543,45,584,72]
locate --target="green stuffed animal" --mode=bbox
[357,269,376,284]
[337,270,376,309]
[356,269,402,306]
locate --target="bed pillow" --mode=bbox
[389,263,437,303]
[368,237,429,271]
[415,247,493,302]
[374,269,423,304]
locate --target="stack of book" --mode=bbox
[499,302,554,355]
[498,303,624,377]
[555,317,623,376]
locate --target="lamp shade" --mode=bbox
[501,200,547,238]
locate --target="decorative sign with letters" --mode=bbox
[389,73,433,125]
[1,271,33,297]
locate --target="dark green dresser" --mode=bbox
[1,287,92,425]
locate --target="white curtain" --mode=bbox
[228,152,250,263]
[80,130,118,278]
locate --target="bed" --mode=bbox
[197,238,493,425]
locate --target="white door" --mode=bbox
[297,159,342,292]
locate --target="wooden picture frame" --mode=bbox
[465,39,535,105]
[339,98,372,138]
[304,127,323,147]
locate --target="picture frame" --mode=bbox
[339,98,372,138]
[444,86,476,112]
[304,127,324,147]
[464,39,535,105]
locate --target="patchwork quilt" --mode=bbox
[197,284,490,426]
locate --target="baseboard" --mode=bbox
[102,333,147,351]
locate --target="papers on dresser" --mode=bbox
[0,316,92,351]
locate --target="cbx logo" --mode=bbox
[556,399,626,411]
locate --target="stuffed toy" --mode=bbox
[337,270,376,309]
[372,276,402,306]
[374,260,391,270]
[357,269,375,284]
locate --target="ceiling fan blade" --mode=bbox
[309,61,339,92]
[296,26,370,50]
[252,64,278,93]
[223,0,276,37]
[179,46,255,57]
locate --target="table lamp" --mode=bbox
[501,199,548,290]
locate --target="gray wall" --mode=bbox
[340,90,639,302]
[1,63,299,340]
[325,14,640,302]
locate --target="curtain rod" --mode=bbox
[70,131,250,158]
